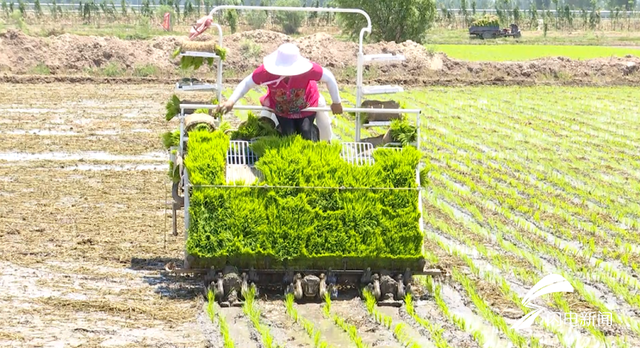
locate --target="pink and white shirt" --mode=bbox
[228,62,341,119]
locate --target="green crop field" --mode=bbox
[431,44,640,61]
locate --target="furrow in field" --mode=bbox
[254,299,315,348]
[416,94,640,195]
[293,302,355,348]
[216,306,260,348]
[425,173,640,339]
[410,95,640,232]
[408,91,640,202]
[327,297,403,348]
[422,188,634,347]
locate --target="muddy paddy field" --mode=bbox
[2,81,640,348]
[0,83,471,348]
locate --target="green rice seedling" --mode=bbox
[184,132,425,271]
[284,293,335,348]
[206,289,235,348]
[241,286,283,348]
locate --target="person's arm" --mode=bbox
[319,68,341,104]
[228,73,258,104]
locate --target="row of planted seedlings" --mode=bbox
[405,98,640,261]
[417,144,640,339]
[405,87,640,205]
[428,87,640,224]
[418,97,640,275]
[410,107,640,320]
[427,153,640,314]
[420,89,640,217]
[402,91,636,247]
[408,89,640,206]
[360,289,454,348]
[497,87,640,144]
[455,88,640,193]
[283,293,335,348]
[392,96,640,340]
[420,187,623,348]
[322,293,369,348]
[401,91,640,269]
[417,193,564,347]
[206,289,235,348]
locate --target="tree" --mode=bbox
[274,0,305,34]
[332,0,436,44]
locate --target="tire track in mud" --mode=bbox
[294,301,354,348]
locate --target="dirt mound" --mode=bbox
[0,29,179,74]
[1,28,639,86]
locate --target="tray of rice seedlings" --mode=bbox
[177,127,439,306]
[172,38,227,71]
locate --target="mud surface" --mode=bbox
[1,29,639,86]
[0,82,481,348]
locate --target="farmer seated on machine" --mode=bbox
[217,43,343,142]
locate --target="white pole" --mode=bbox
[208,5,371,54]
[178,104,421,115]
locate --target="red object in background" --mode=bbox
[162,12,171,31]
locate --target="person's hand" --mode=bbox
[330,103,343,115]
[217,100,235,114]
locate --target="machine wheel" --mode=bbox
[172,181,184,206]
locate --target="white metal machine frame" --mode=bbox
[171,5,422,270]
